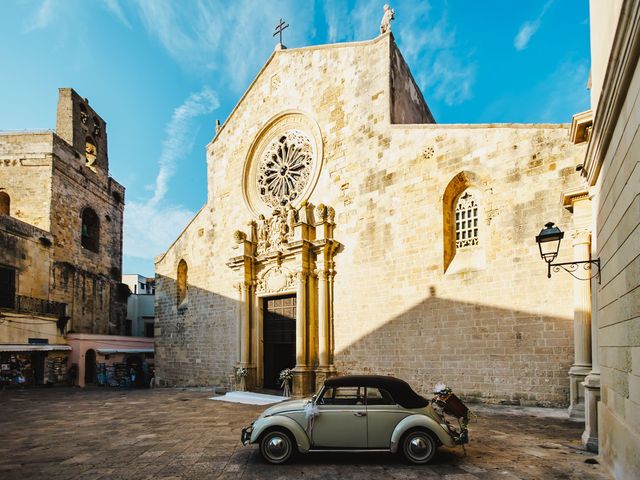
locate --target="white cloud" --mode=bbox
[427,51,476,106]
[537,59,589,121]
[102,0,132,29]
[123,87,219,260]
[514,0,554,51]
[25,0,56,31]
[150,87,219,205]
[395,2,476,107]
[132,0,315,88]
[123,202,195,261]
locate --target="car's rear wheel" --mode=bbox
[401,429,438,464]
[259,429,295,464]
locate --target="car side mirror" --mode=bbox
[311,394,318,405]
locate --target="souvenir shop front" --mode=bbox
[66,333,154,388]
[0,344,72,387]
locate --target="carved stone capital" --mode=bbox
[571,229,591,246]
[327,206,335,223]
[315,203,327,221]
[315,268,329,280]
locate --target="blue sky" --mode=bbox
[0,0,590,277]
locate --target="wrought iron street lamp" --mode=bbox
[535,222,601,283]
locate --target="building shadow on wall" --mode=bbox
[334,285,573,407]
[156,273,573,406]
[154,274,241,388]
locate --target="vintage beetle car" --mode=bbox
[241,375,469,464]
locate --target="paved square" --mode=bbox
[0,388,609,479]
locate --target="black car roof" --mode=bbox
[324,375,429,409]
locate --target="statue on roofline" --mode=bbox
[380,4,395,34]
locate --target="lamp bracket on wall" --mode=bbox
[547,259,601,284]
[536,222,601,284]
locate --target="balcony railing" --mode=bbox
[9,295,67,317]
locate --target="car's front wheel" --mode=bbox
[259,429,295,464]
[401,429,438,464]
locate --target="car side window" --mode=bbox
[366,387,396,406]
[319,386,364,405]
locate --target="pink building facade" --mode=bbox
[67,333,154,387]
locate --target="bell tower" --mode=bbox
[55,88,109,176]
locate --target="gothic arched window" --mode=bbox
[81,208,100,252]
[177,260,188,306]
[0,191,10,215]
[443,172,486,274]
[455,191,479,249]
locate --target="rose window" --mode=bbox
[257,130,314,208]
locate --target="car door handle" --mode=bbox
[353,411,367,417]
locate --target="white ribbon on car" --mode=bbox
[304,402,319,437]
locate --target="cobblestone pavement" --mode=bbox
[0,388,610,480]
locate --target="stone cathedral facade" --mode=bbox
[155,33,587,404]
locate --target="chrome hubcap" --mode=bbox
[265,434,289,460]
[408,435,431,460]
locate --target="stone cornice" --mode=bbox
[583,0,640,185]
[569,110,593,144]
[562,188,590,212]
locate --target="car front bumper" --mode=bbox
[241,424,254,446]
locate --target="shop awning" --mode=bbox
[0,344,72,352]
[96,348,154,355]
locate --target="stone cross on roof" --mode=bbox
[273,18,289,49]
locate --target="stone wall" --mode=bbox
[0,214,53,299]
[0,215,64,344]
[590,2,640,475]
[156,34,586,405]
[0,88,126,337]
[332,124,583,405]
[389,38,435,124]
[0,132,54,230]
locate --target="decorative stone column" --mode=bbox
[313,206,337,390]
[239,282,250,367]
[568,229,592,420]
[567,117,599,448]
[235,283,242,365]
[562,190,594,423]
[295,270,307,367]
[317,268,328,367]
[228,229,256,391]
[238,281,255,390]
[582,193,600,452]
[314,266,336,389]
[582,287,600,450]
[293,270,314,396]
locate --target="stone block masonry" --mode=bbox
[155,33,586,406]
[0,88,126,336]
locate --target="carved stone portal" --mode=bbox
[227,202,340,396]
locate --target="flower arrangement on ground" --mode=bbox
[279,368,293,397]
[431,382,473,446]
[236,366,248,391]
